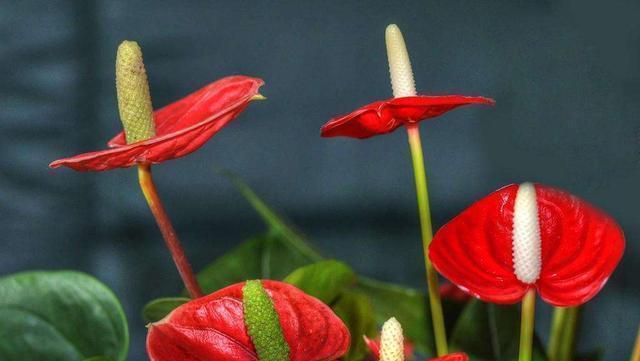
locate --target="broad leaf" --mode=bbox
[142,297,190,323]
[450,300,547,361]
[284,260,356,304]
[0,271,129,361]
[197,235,317,293]
[332,290,377,361]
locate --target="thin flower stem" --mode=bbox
[548,307,569,361]
[519,289,537,361]
[406,124,448,356]
[138,163,203,299]
[557,306,579,361]
[631,326,640,361]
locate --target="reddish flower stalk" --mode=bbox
[138,164,202,298]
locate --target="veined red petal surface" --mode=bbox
[146,280,350,361]
[429,183,625,307]
[50,76,263,171]
[320,95,494,139]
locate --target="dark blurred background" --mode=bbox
[1,1,638,360]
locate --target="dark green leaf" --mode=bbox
[142,297,190,323]
[450,300,547,361]
[284,260,356,304]
[197,235,318,294]
[0,271,129,361]
[332,290,377,361]
[83,357,114,361]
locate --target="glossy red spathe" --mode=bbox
[320,95,494,139]
[146,280,350,361]
[429,183,625,307]
[50,76,263,171]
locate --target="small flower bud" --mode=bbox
[116,40,156,144]
[379,317,405,361]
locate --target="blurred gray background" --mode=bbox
[1,1,638,360]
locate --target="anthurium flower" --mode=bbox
[146,280,350,361]
[50,75,264,171]
[321,24,495,357]
[320,95,494,139]
[364,317,468,361]
[429,182,625,306]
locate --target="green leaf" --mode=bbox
[0,271,129,361]
[450,300,548,361]
[83,357,114,361]
[142,297,190,323]
[284,260,356,304]
[356,277,434,355]
[197,235,318,294]
[332,290,377,361]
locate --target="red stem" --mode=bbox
[137,163,203,299]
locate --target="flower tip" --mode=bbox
[251,94,267,101]
[116,39,155,144]
[385,24,416,98]
[118,40,140,54]
[380,317,404,361]
[385,24,401,37]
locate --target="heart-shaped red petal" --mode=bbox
[147,280,350,361]
[429,183,625,306]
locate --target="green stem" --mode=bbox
[406,124,448,356]
[631,326,640,361]
[557,307,579,361]
[548,307,570,361]
[519,289,537,361]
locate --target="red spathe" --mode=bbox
[429,184,625,306]
[320,95,494,139]
[50,76,263,171]
[146,280,350,361]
